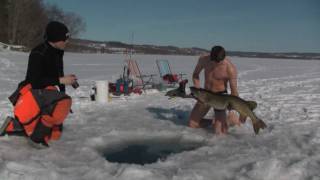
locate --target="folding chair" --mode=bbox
[126,59,156,90]
[156,59,186,86]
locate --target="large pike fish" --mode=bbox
[190,87,267,134]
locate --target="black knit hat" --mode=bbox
[45,21,69,42]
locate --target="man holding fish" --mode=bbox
[188,45,244,135]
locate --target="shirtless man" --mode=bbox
[188,45,242,135]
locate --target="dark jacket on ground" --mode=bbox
[25,41,65,92]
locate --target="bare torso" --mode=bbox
[192,55,237,94]
[203,56,229,92]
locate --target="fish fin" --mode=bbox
[247,101,257,110]
[253,119,267,134]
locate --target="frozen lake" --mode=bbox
[0,49,320,180]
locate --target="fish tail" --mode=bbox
[253,118,267,134]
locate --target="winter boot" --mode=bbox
[0,116,24,136]
[0,116,13,136]
[29,120,51,148]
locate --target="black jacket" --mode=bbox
[25,41,65,92]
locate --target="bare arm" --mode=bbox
[192,57,205,88]
[227,61,239,96]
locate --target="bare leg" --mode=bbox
[188,102,210,128]
[214,120,222,135]
[199,118,213,128]
[213,109,228,135]
[214,119,228,135]
[239,114,247,123]
[227,110,241,126]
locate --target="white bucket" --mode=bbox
[95,80,109,103]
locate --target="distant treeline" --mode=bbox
[66,38,209,55]
[228,51,320,60]
[0,0,85,48]
[65,38,320,59]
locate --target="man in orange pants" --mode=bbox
[0,21,77,148]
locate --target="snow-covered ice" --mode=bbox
[0,48,320,180]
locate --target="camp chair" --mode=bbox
[125,59,156,90]
[156,59,186,86]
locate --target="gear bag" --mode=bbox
[8,82,71,139]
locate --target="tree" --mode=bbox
[45,4,86,39]
[7,0,48,47]
[2,0,85,48]
[0,0,9,43]
[63,12,86,38]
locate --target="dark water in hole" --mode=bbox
[104,141,202,165]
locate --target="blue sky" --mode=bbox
[44,0,319,53]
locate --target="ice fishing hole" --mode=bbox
[103,139,204,165]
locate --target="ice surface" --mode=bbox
[0,49,320,179]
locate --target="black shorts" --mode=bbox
[213,90,228,121]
